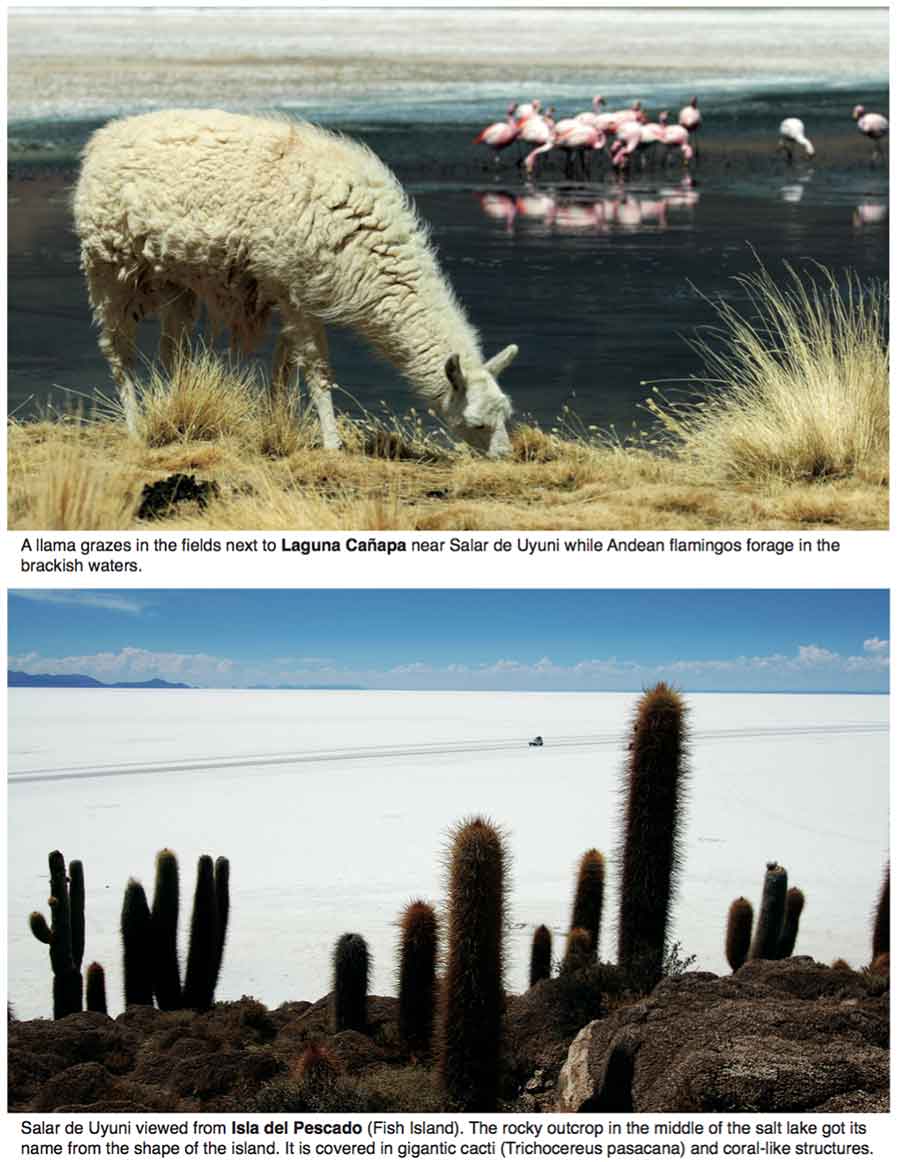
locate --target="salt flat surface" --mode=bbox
[8,8,889,121]
[8,689,888,1020]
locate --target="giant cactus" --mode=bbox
[398,900,438,1054]
[570,849,606,956]
[529,925,552,987]
[617,684,688,992]
[150,849,181,1010]
[29,850,84,1019]
[725,897,754,972]
[333,933,370,1033]
[749,862,788,960]
[439,816,507,1112]
[121,878,154,1006]
[777,886,805,958]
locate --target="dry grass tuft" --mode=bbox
[137,346,260,447]
[646,262,888,484]
[9,423,141,529]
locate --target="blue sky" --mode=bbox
[7,589,889,693]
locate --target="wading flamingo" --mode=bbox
[474,105,519,166]
[778,117,815,161]
[853,105,889,161]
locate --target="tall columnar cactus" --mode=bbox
[211,856,231,996]
[873,864,889,963]
[151,849,182,1010]
[561,927,593,974]
[725,897,754,972]
[617,684,688,992]
[333,933,370,1033]
[439,816,507,1113]
[85,962,108,1015]
[777,887,805,958]
[529,925,552,987]
[749,862,788,960]
[398,900,438,1053]
[29,850,85,1019]
[183,855,220,1011]
[571,849,606,956]
[121,879,154,1006]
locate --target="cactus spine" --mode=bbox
[529,925,552,987]
[571,849,606,956]
[873,864,889,963]
[777,887,805,958]
[749,863,788,960]
[333,933,370,1033]
[29,850,84,1018]
[121,879,154,1006]
[398,901,438,1054]
[617,684,688,992]
[439,816,507,1112]
[151,849,181,1010]
[85,962,108,1015]
[725,897,754,972]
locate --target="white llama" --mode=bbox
[73,109,518,456]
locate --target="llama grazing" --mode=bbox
[73,109,518,456]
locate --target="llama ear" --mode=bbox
[445,354,467,394]
[485,344,519,376]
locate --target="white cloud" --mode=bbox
[863,637,889,654]
[10,590,147,615]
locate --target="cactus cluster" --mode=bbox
[29,851,90,1020]
[725,864,805,971]
[123,849,230,1011]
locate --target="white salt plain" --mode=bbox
[7,689,888,1020]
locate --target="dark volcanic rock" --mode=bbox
[557,958,889,1113]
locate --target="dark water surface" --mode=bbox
[7,100,888,432]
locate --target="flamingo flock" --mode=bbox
[474,94,888,177]
[474,94,701,178]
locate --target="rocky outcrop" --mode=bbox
[556,958,889,1114]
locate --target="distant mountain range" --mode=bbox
[8,671,191,689]
[8,672,365,691]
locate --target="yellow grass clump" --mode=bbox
[645,262,888,485]
[8,263,888,531]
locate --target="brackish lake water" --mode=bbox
[7,86,889,432]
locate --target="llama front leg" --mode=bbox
[85,264,141,434]
[274,313,342,451]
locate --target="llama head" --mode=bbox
[444,346,517,457]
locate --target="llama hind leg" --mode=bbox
[274,314,342,451]
[159,286,199,375]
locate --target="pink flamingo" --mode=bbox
[575,95,606,127]
[678,97,702,159]
[518,109,556,178]
[610,116,662,172]
[778,117,815,162]
[555,121,607,180]
[474,104,520,166]
[513,98,542,121]
[853,105,889,161]
[660,124,694,167]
